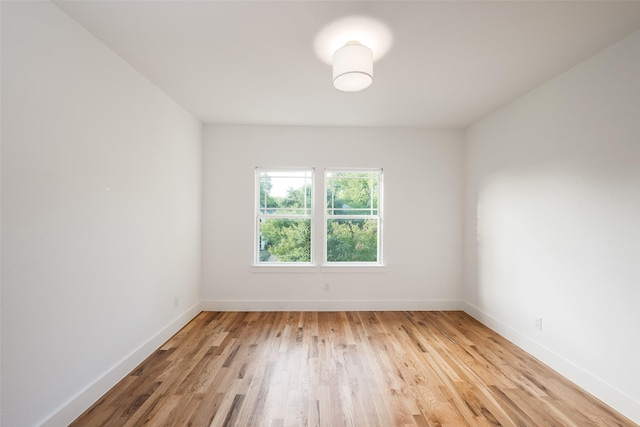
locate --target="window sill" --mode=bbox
[321,264,386,274]
[250,264,386,274]
[251,264,319,274]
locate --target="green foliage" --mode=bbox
[260,174,312,214]
[260,219,311,262]
[280,186,312,214]
[327,173,378,215]
[259,176,278,211]
[327,219,377,262]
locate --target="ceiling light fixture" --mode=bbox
[333,41,373,92]
[314,16,392,93]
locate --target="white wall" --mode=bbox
[463,30,640,423]
[203,125,464,311]
[1,2,202,426]
[3,1,638,424]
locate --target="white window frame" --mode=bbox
[254,167,315,266]
[324,168,383,266]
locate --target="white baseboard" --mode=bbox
[462,302,640,425]
[200,299,464,312]
[40,302,203,427]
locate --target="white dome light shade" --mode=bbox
[333,42,373,92]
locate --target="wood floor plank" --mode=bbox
[71,311,637,427]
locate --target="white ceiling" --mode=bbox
[54,1,640,128]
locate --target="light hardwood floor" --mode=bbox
[71,311,636,426]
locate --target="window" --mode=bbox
[255,169,313,264]
[254,168,383,267]
[325,170,382,264]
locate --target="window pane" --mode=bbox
[326,172,379,215]
[260,171,312,216]
[326,219,378,262]
[259,218,311,262]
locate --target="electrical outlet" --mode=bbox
[324,282,330,292]
[534,317,543,331]
[174,297,180,308]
